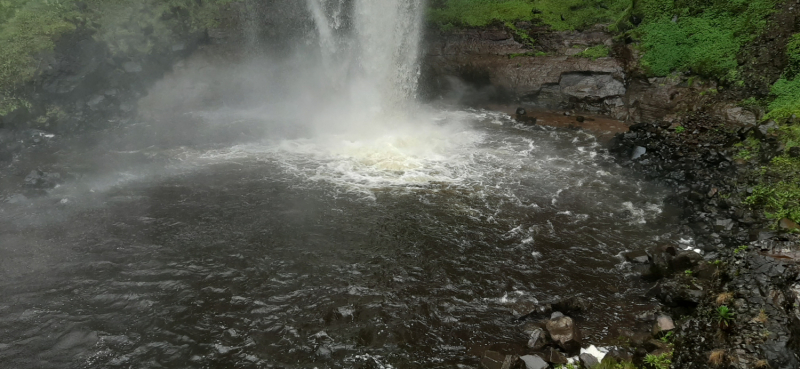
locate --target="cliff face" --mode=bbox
[419,26,758,127]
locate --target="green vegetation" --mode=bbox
[635,0,779,79]
[734,136,760,161]
[428,0,631,31]
[733,245,748,254]
[643,352,672,369]
[429,0,782,82]
[765,77,800,121]
[744,34,800,225]
[529,0,631,31]
[659,331,674,343]
[674,125,685,134]
[717,305,734,328]
[0,0,77,114]
[505,21,535,47]
[0,0,234,115]
[428,0,536,28]
[577,44,611,60]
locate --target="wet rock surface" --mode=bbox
[610,112,800,369]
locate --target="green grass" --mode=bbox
[576,44,610,59]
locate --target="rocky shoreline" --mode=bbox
[609,115,800,369]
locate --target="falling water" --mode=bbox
[306,0,425,111]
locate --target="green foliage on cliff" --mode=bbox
[530,0,630,31]
[428,0,535,28]
[765,34,800,122]
[428,0,630,30]
[577,44,611,59]
[750,32,800,225]
[635,0,779,79]
[0,1,77,114]
[0,0,235,115]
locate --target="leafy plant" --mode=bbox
[674,125,686,134]
[717,305,734,329]
[644,352,672,369]
[684,269,693,276]
[733,245,748,254]
[659,330,674,343]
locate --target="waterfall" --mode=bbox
[305,0,425,111]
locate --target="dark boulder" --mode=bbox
[551,296,589,315]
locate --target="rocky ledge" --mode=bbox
[609,114,800,369]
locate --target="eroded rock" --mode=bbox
[545,316,582,355]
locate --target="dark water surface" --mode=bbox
[0,110,678,368]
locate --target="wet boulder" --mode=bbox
[579,353,600,368]
[545,316,582,355]
[552,296,589,315]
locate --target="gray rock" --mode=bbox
[519,355,548,369]
[526,328,548,350]
[560,73,626,100]
[652,315,675,336]
[87,95,105,110]
[580,353,600,368]
[631,146,647,160]
[123,61,143,73]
